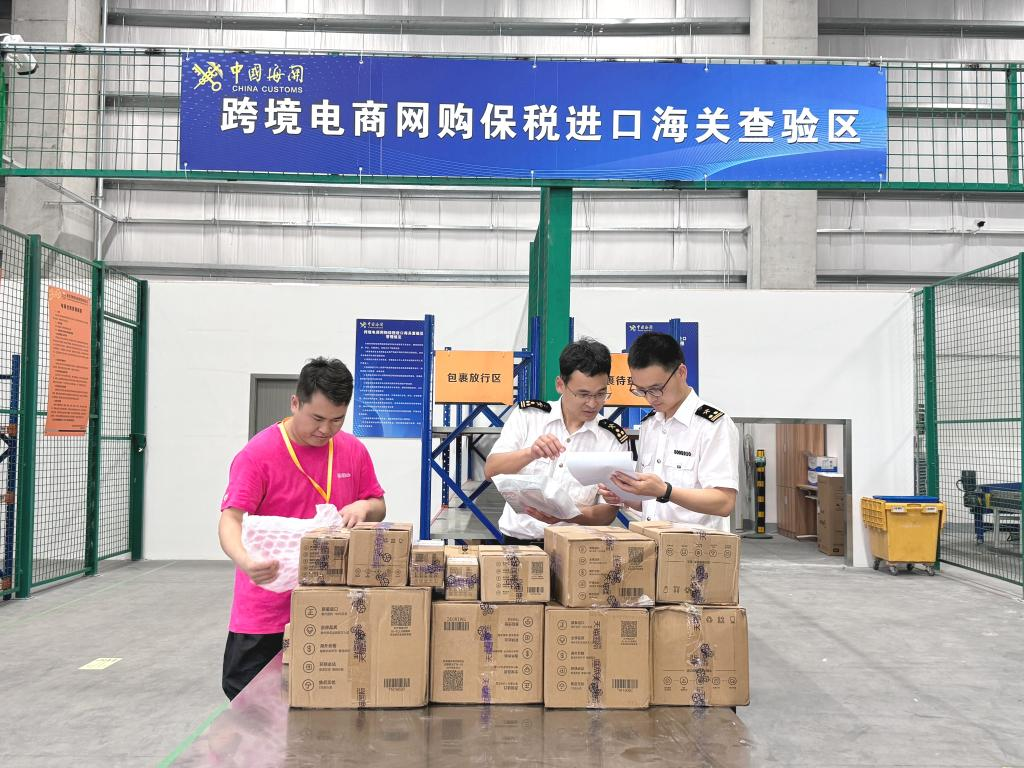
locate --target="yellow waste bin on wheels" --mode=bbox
[860,496,946,576]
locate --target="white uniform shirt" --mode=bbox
[491,399,630,539]
[636,389,739,531]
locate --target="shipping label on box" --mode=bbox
[288,586,430,709]
[478,545,550,603]
[430,602,543,704]
[651,605,749,707]
[346,522,412,587]
[543,606,651,709]
[299,527,351,586]
[629,521,740,605]
[544,525,656,608]
[409,541,446,588]
[445,556,480,601]
[283,622,291,665]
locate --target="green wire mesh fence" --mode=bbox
[916,255,1024,588]
[0,225,146,599]
[1,42,1024,190]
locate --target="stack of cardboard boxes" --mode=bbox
[288,521,432,708]
[285,520,750,710]
[629,521,749,708]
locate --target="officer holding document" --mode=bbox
[484,338,629,545]
[601,331,739,532]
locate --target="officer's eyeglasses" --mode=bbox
[563,386,612,404]
[629,364,680,400]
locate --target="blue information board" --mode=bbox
[625,321,699,393]
[180,54,887,182]
[353,319,425,438]
[624,321,699,427]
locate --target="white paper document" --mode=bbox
[492,474,581,520]
[564,452,647,503]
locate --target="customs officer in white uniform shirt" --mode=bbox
[484,338,629,544]
[602,331,739,531]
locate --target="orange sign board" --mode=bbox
[607,353,647,407]
[434,351,514,404]
[45,287,92,436]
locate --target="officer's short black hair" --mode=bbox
[296,357,354,406]
[627,332,685,371]
[559,338,612,381]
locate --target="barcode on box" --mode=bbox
[444,619,470,632]
[391,605,412,628]
[619,587,643,598]
[612,679,638,690]
[443,670,464,692]
[628,547,644,566]
[527,586,545,594]
[531,561,544,577]
[384,677,410,690]
[620,620,638,639]
[324,569,344,575]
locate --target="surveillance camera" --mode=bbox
[0,34,38,76]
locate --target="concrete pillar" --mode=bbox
[747,0,818,290]
[5,0,101,258]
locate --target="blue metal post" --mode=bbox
[418,314,435,541]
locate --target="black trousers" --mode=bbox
[222,631,284,700]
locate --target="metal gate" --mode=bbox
[915,255,1024,589]
[0,225,147,599]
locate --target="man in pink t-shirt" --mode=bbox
[218,357,386,699]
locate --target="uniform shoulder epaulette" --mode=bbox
[695,404,725,423]
[518,400,551,412]
[640,410,656,423]
[598,418,630,444]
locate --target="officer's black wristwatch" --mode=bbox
[656,481,673,504]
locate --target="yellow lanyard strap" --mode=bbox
[278,420,333,503]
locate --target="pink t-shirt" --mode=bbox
[221,423,385,634]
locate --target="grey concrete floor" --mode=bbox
[0,537,1022,768]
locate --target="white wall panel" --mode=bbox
[144,280,911,569]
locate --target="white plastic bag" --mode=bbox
[492,474,581,520]
[241,504,344,593]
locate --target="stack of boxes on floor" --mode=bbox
[284,520,749,710]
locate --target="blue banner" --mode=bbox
[180,54,887,182]
[353,319,425,439]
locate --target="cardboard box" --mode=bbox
[409,540,446,588]
[288,586,430,709]
[478,545,550,604]
[807,468,839,486]
[445,556,480,601]
[544,525,656,608]
[444,544,479,559]
[806,455,838,472]
[346,522,412,587]
[629,521,740,605]
[299,527,351,586]
[430,602,543,704]
[544,605,651,709]
[282,622,291,665]
[651,605,749,707]
[816,473,847,556]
